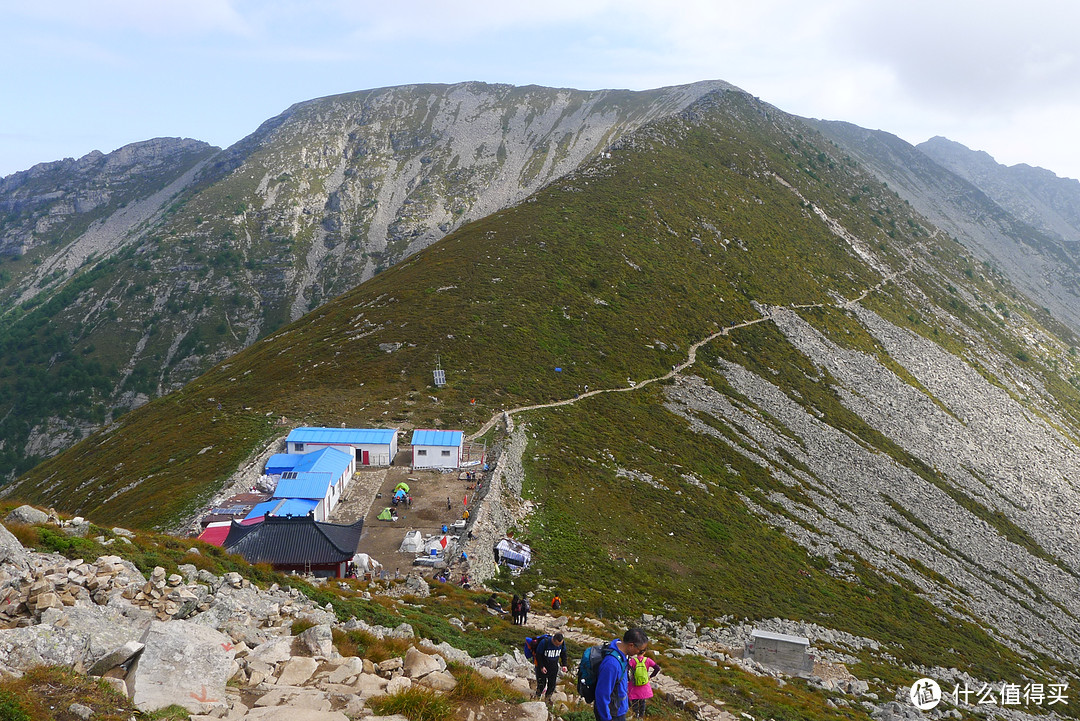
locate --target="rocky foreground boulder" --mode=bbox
[0,517,576,720]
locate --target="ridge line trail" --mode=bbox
[468,245,924,442]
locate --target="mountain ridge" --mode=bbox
[0,80,732,477]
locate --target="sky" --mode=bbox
[2,0,1079,180]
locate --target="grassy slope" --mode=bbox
[13,90,896,528]
[11,90,1080,699]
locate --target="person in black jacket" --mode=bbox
[511,595,522,625]
[533,632,567,703]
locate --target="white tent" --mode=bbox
[494,537,531,569]
[351,553,381,573]
[400,530,423,554]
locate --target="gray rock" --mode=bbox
[243,710,349,721]
[353,671,389,699]
[87,640,145,676]
[127,620,236,714]
[276,657,319,686]
[0,522,30,571]
[62,517,91,537]
[402,573,430,598]
[402,646,444,678]
[388,622,414,639]
[376,657,403,674]
[0,625,91,671]
[4,506,49,526]
[432,641,473,665]
[253,686,332,711]
[68,703,93,721]
[327,656,364,684]
[417,669,457,691]
[385,675,412,694]
[518,700,551,720]
[42,604,152,668]
[248,637,296,665]
[297,624,334,658]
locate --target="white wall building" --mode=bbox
[410,429,464,469]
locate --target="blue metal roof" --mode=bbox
[287,427,396,445]
[275,472,334,499]
[292,446,353,475]
[410,429,464,447]
[265,454,301,474]
[245,498,321,520]
[246,500,284,520]
[274,499,321,516]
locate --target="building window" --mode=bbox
[295,443,304,451]
[441,450,451,457]
[417,449,427,456]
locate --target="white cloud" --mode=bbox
[836,0,1080,110]
[2,0,1079,179]
[6,0,252,36]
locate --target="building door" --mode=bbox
[362,450,370,465]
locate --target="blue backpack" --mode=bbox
[576,644,614,703]
[523,634,550,662]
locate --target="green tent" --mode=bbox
[377,507,394,521]
[394,482,410,493]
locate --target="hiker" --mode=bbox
[627,650,661,719]
[511,595,522,625]
[533,632,568,704]
[486,593,505,614]
[462,509,470,522]
[520,594,531,624]
[551,594,562,611]
[447,496,452,510]
[594,628,649,721]
[459,573,471,589]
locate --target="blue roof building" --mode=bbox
[264,446,354,521]
[285,427,399,466]
[410,429,465,469]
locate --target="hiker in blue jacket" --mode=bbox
[594,628,649,721]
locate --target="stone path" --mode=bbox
[520,611,738,721]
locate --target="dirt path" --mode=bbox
[329,203,927,587]
[469,274,904,442]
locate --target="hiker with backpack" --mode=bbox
[520,594,531,624]
[577,628,649,721]
[511,595,522,625]
[627,651,660,719]
[531,633,567,703]
[551,594,562,611]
